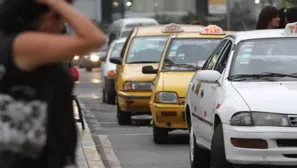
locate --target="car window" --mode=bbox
[203,40,227,70]
[125,36,169,63]
[110,42,125,58]
[230,38,297,80]
[162,38,221,71]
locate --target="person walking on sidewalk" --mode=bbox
[0,0,106,167]
[256,6,280,29]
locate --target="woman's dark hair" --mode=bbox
[278,7,287,28]
[286,7,297,23]
[256,6,278,30]
[0,0,73,34]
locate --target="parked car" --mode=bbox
[101,37,126,104]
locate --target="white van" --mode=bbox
[107,17,159,45]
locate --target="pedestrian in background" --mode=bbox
[256,6,280,29]
[285,7,297,24]
[0,0,106,167]
[278,7,287,28]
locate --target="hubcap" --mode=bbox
[189,125,194,163]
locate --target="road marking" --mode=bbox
[98,135,122,168]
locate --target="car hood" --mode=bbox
[232,82,297,114]
[122,63,159,81]
[162,72,195,97]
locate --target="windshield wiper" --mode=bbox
[127,61,159,64]
[166,64,201,70]
[228,72,297,81]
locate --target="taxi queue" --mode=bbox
[106,22,297,168]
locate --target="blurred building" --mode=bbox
[72,0,102,22]
[112,0,197,20]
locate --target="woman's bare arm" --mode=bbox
[13,0,106,71]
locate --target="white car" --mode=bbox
[101,37,126,104]
[185,22,297,168]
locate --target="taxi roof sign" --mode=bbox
[162,23,184,33]
[283,22,297,35]
[200,25,225,35]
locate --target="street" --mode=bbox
[74,68,190,168]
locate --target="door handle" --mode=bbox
[200,90,204,98]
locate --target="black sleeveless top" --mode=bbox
[0,34,77,168]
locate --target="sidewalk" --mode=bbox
[74,106,105,168]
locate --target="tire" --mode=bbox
[153,122,168,144]
[106,90,115,104]
[116,102,131,125]
[211,124,233,168]
[86,67,92,72]
[102,88,106,103]
[189,125,210,168]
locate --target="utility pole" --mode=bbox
[120,0,125,18]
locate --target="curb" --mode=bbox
[75,100,106,168]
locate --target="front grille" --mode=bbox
[276,139,297,147]
[288,115,297,126]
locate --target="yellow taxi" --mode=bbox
[142,24,232,144]
[110,24,205,125]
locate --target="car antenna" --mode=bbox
[241,21,248,31]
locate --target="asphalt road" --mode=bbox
[74,68,190,168]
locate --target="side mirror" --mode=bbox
[110,57,122,65]
[196,70,221,84]
[142,65,158,74]
[69,67,79,82]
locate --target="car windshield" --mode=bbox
[230,38,297,81]
[125,36,169,63]
[110,42,124,58]
[162,38,221,71]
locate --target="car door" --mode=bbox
[205,39,233,142]
[193,39,228,146]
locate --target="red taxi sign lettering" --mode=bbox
[200,25,225,35]
[284,22,297,34]
[162,23,184,33]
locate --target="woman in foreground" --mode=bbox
[0,0,106,167]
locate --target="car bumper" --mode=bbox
[117,91,151,113]
[223,124,297,166]
[150,102,187,129]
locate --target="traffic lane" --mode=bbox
[74,68,102,98]
[75,68,190,168]
[80,98,190,168]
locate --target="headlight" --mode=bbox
[90,53,99,62]
[73,56,79,60]
[230,112,290,127]
[123,81,153,91]
[155,92,178,104]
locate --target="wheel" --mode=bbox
[116,102,131,125]
[86,67,92,72]
[211,124,233,168]
[189,124,210,168]
[102,88,106,103]
[153,122,168,144]
[106,90,115,104]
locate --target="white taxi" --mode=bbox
[185,22,297,168]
